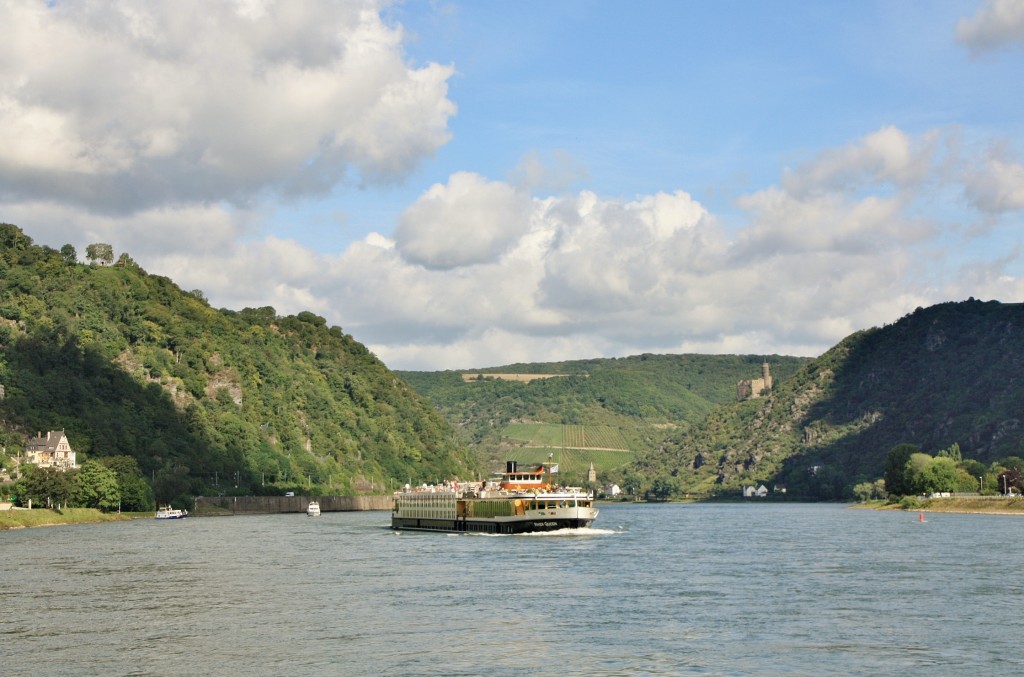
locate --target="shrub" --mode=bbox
[898,495,923,510]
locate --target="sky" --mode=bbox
[2,0,1023,370]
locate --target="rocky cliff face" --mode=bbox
[644,299,1024,497]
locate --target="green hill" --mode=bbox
[0,224,475,502]
[398,353,810,483]
[634,299,1024,498]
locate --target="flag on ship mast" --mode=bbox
[550,464,559,473]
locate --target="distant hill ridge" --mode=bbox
[0,223,475,501]
[635,299,1024,498]
[399,353,812,481]
[9,223,1010,501]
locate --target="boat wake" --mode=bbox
[473,527,618,537]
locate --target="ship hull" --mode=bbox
[391,490,598,534]
[390,515,596,534]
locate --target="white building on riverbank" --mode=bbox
[26,430,77,471]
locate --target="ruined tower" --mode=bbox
[737,360,773,401]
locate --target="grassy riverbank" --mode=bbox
[860,497,1024,514]
[0,508,146,529]
[919,497,1024,514]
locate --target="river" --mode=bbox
[3,503,1023,676]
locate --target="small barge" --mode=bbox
[391,461,598,534]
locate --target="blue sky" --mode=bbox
[2,0,1023,369]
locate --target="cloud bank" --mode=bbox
[1,1,1023,370]
[0,0,455,214]
[145,126,1024,369]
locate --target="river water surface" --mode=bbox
[3,503,1023,676]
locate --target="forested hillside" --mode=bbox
[399,353,810,481]
[634,300,1024,498]
[0,224,475,503]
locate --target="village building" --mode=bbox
[26,430,77,471]
[743,484,769,498]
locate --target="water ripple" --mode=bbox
[3,505,1024,675]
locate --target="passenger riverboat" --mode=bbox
[391,461,598,534]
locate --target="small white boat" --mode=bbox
[155,505,188,519]
[306,501,320,517]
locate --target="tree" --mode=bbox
[853,481,874,502]
[153,464,191,505]
[937,442,961,462]
[648,476,680,501]
[997,468,1023,495]
[60,244,77,265]
[999,457,1024,473]
[85,243,114,266]
[853,480,885,501]
[72,461,121,511]
[117,474,155,512]
[961,458,986,479]
[921,456,958,493]
[804,465,847,499]
[883,443,919,497]
[905,453,934,495]
[100,455,155,512]
[14,464,73,508]
[99,454,144,477]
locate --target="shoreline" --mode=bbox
[6,497,1024,530]
[859,496,1024,515]
[0,508,146,530]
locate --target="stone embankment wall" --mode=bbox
[194,495,392,515]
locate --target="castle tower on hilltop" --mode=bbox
[737,360,773,401]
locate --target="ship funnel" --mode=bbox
[506,461,518,473]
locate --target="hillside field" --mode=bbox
[494,423,635,482]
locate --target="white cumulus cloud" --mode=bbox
[957,0,1024,54]
[963,149,1024,213]
[0,0,455,213]
[105,126,1023,370]
[2,0,1021,377]
[780,126,935,198]
[394,172,533,269]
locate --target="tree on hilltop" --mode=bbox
[85,243,114,266]
[60,244,77,265]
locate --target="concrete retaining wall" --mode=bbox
[194,495,392,515]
